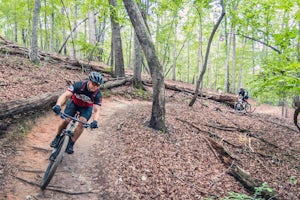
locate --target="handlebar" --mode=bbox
[60,112,90,128]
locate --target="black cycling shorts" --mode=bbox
[64,100,93,121]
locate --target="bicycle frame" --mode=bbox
[40,112,90,190]
[235,98,252,113]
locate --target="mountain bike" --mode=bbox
[234,98,253,113]
[40,112,90,190]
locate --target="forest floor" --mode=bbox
[0,53,299,200]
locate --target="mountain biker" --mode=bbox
[238,87,249,102]
[50,71,103,154]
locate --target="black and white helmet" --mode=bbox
[89,71,103,85]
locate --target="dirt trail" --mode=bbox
[3,97,131,200]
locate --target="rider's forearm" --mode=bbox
[56,91,72,106]
[92,105,101,122]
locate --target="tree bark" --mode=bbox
[294,107,300,131]
[123,0,166,131]
[133,32,144,89]
[189,0,225,107]
[132,3,146,90]
[0,91,62,121]
[29,0,41,64]
[88,10,96,60]
[109,0,125,78]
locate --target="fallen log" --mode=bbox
[0,78,133,133]
[206,138,281,199]
[0,91,62,120]
[178,117,281,199]
[101,76,133,89]
[0,37,110,75]
[144,80,237,106]
[0,91,62,133]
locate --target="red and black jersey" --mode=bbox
[67,81,102,107]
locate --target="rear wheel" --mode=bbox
[40,135,69,190]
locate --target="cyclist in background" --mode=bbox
[50,71,103,154]
[238,87,249,102]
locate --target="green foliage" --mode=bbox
[289,176,297,185]
[250,54,300,103]
[222,182,273,200]
[0,0,299,106]
[253,182,273,197]
[223,192,253,200]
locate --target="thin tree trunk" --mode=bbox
[109,0,125,78]
[172,21,177,81]
[14,8,18,43]
[224,24,231,93]
[189,0,225,107]
[231,30,236,93]
[133,32,143,88]
[39,19,43,49]
[73,3,78,56]
[43,0,48,50]
[60,0,76,59]
[88,10,96,60]
[197,19,203,84]
[30,0,41,64]
[50,11,54,52]
[58,17,90,54]
[187,41,190,83]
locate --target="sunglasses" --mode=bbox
[91,82,100,87]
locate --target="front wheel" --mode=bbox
[40,135,69,190]
[244,103,252,113]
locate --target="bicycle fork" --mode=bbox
[49,130,73,161]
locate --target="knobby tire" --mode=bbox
[244,103,252,113]
[234,102,242,111]
[40,135,70,190]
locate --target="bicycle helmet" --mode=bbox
[89,71,103,85]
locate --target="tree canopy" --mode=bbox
[0,0,299,105]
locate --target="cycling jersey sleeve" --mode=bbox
[94,91,102,106]
[67,82,82,93]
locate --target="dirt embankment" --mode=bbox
[1,98,131,200]
[1,94,299,199]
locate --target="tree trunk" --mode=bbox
[231,30,236,93]
[14,13,18,43]
[189,0,225,107]
[224,24,231,93]
[50,12,54,52]
[99,15,107,62]
[60,0,76,59]
[109,0,125,78]
[88,10,96,60]
[123,0,166,131]
[30,0,41,64]
[172,21,177,81]
[294,108,300,131]
[43,0,48,50]
[133,32,143,89]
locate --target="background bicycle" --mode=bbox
[40,112,90,190]
[234,98,255,113]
